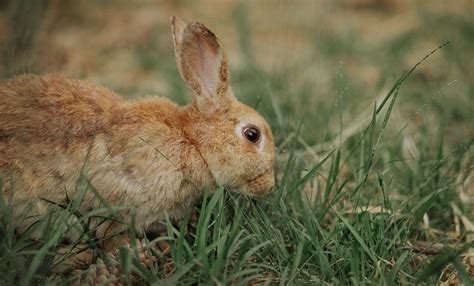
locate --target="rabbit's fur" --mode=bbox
[0,17,275,245]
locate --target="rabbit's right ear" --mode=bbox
[171,16,233,115]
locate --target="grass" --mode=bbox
[1,1,473,285]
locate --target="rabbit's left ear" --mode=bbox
[171,16,233,115]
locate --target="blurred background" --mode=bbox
[0,0,472,157]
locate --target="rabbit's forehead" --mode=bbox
[234,115,270,134]
[229,103,270,131]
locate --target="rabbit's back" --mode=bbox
[0,74,125,147]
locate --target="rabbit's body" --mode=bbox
[0,74,214,234]
[0,17,275,245]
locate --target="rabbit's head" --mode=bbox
[171,17,275,196]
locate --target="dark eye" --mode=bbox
[243,126,261,144]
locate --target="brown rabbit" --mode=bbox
[0,17,275,247]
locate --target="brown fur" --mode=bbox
[0,17,275,246]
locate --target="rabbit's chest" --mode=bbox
[86,134,213,228]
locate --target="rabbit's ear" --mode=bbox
[171,17,232,114]
[171,16,186,79]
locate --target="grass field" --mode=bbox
[0,0,473,285]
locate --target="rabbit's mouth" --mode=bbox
[237,169,275,197]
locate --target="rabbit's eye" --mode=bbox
[243,125,261,144]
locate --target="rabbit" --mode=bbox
[0,16,275,249]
